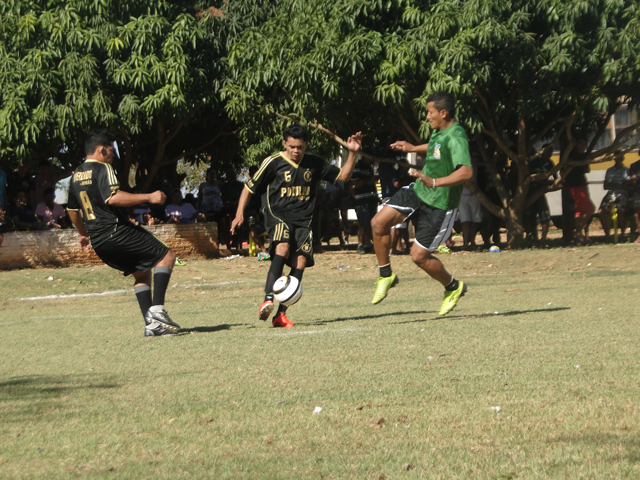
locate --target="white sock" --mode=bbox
[149,305,164,313]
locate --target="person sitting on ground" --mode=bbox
[10,190,45,230]
[35,187,70,229]
[166,188,198,224]
[598,151,630,242]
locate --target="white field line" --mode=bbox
[263,327,362,337]
[0,314,110,326]
[20,290,128,301]
[17,280,257,301]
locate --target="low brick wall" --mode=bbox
[0,223,220,270]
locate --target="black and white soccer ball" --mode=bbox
[273,275,303,306]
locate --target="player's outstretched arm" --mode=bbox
[108,190,167,207]
[230,187,252,234]
[336,132,363,182]
[67,210,91,251]
[390,140,429,153]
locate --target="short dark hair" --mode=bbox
[85,129,116,156]
[44,187,55,196]
[426,91,456,118]
[283,124,310,142]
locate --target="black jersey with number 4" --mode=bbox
[67,160,130,246]
[245,152,341,224]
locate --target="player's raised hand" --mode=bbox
[347,132,363,152]
[390,140,414,152]
[148,190,167,205]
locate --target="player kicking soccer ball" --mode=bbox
[371,92,473,315]
[67,129,180,336]
[231,124,362,327]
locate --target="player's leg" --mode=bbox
[411,205,466,315]
[371,205,405,304]
[144,248,181,335]
[260,242,290,320]
[132,270,153,320]
[273,253,306,328]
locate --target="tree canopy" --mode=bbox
[224,0,640,246]
[0,0,273,189]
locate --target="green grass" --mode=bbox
[1,245,640,479]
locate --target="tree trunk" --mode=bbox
[504,207,524,249]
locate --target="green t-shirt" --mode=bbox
[414,122,471,210]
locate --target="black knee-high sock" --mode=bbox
[134,285,152,318]
[265,254,287,299]
[152,266,172,307]
[277,268,304,314]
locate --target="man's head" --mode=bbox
[575,136,588,153]
[85,129,118,164]
[44,187,55,204]
[206,168,217,182]
[614,151,625,166]
[38,160,51,175]
[171,188,183,205]
[14,190,28,207]
[426,91,456,130]
[282,124,310,163]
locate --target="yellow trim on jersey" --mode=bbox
[280,152,300,169]
[265,184,287,226]
[252,153,280,182]
[244,183,256,195]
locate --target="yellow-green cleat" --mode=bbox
[371,273,399,304]
[439,281,467,315]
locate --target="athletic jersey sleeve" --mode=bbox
[448,135,472,169]
[246,155,277,195]
[98,163,120,204]
[66,181,80,211]
[320,160,341,184]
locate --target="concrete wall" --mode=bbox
[0,223,220,270]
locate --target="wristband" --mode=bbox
[432,178,437,188]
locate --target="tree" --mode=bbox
[224,0,640,248]
[0,0,273,190]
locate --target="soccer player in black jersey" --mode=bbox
[231,124,362,327]
[67,129,180,337]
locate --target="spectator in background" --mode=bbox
[628,155,640,243]
[562,137,595,245]
[10,190,44,230]
[598,151,630,242]
[350,156,379,254]
[33,159,70,206]
[197,168,224,223]
[221,166,244,248]
[390,160,413,254]
[459,152,484,250]
[0,166,7,210]
[524,144,555,246]
[35,187,69,229]
[166,188,198,224]
[7,164,35,208]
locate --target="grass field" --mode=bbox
[1,245,640,479]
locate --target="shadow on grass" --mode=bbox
[179,323,252,334]
[308,310,426,326]
[0,374,119,402]
[392,306,571,324]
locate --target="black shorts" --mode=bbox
[385,185,456,252]
[525,195,551,222]
[263,209,315,267]
[355,201,378,228]
[92,223,170,276]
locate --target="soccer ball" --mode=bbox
[273,275,303,305]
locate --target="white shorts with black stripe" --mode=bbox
[384,184,457,252]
